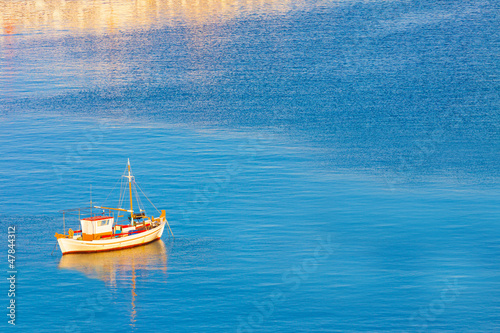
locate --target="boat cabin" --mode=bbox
[80,215,114,241]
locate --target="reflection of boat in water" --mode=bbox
[59,239,170,327]
[58,238,169,283]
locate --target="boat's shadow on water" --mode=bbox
[58,239,170,284]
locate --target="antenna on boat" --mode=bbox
[90,184,92,217]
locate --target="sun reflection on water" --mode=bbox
[0,0,314,97]
[1,0,304,36]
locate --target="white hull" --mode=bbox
[58,222,166,255]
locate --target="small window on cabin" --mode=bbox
[98,220,109,227]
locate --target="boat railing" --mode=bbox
[56,206,166,240]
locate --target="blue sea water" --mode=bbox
[1,0,499,332]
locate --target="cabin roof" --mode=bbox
[81,215,113,221]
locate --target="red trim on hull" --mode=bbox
[61,237,161,255]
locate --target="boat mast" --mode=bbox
[126,158,135,225]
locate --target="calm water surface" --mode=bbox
[1,0,499,332]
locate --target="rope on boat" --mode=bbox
[165,218,174,239]
[101,176,122,207]
[50,242,58,256]
[118,165,128,209]
[135,182,160,214]
[135,182,174,238]
[133,181,145,212]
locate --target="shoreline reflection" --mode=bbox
[1,0,302,36]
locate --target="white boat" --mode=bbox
[55,159,173,255]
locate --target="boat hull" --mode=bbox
[58,222,166,255]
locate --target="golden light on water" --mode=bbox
[1,0,303,35]
[0,0,318,97]
[58,239,169,285]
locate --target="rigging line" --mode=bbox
[136,183,145,212]
[102,176,122,206]
[120,182,127,209]
[136,185,145,212]
[136,182,155,213]
[135,181,161,214]
[118,164,128,208]
[133,182,143,212]
[118,176,125,208]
